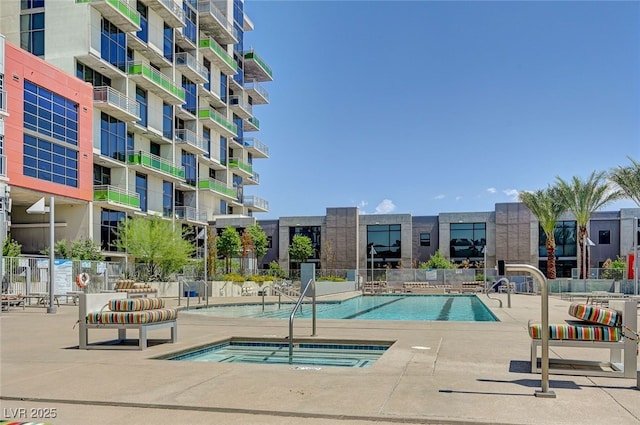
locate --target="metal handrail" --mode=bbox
[485,277,507,308]
[289,279,316,364]
[270,284,298,308]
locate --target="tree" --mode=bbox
[609,156,640,207]
[115,216,194,281]
[2,234,21,258]
[240,230,254,275]
[217,226,241,274]
[419,250,457,269]
[289,234,313,265]
[206,227,218,277]
[556,171,622,279]
[519,187,566,278]
[246,224,268,269]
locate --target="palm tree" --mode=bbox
[519,187,566,278]
[555,171,623,279]
[609,156,640,207]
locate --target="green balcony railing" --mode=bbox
[93,185,140,209]
[127,61,185,101]
[243,50,273,80]
[247,116,260,130]
[198,107,238,135]
[199,38,237,72]
[127,150,185,179]
[198,178,238,198]
[229,157,253,175]
[76,0,141,27]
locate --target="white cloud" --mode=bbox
[374,199,396,214]
[487,187,497,194]
[434,194,445,200]
[503,189,520,200]
[455,196,462,201]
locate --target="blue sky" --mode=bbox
[243,0,640,219]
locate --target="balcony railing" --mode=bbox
[127,150,185,180]
[197,0,238,45]
[244,79,269,104]
[229,95,252,118]
[77,0,141,32]
[175,205,208,223]
[93,185,140,209]
[198,107,237,137]
[93,86,140,121]
[244,195,269,212]
[175,128,208,154]
[127,61,185,104]
[145,0,185,28]
[199,37,236,75]
[198,178,238,198]
[229,157,253,175]
[243,49,273,82]
[241,137,269,158]
[243,116,260,132]
[175,52,208,84]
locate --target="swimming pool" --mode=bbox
[187,294,498,322]
[160,338,390,368]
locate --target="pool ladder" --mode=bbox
[289,278,317,364]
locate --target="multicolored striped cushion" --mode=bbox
[529,323,621,341]
[109,297,165,311]
[568,303,621,327]
[87,308,177,324]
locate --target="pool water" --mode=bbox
[188,295,498,322]
[162,339,390,367]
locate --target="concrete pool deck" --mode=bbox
[1,292,638,425]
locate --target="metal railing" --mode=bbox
[289,278,316,364]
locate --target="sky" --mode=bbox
[242,0,640,219]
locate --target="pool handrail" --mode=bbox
[289,278,316,364]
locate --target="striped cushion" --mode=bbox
[87,308,177,324]
[568,303,621,327]
[109,298,165,311]
[529,323,621,341]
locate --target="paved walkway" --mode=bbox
[1,293,638,425]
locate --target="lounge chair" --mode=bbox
[1,274,25,311]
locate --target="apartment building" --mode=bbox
[0,0,272,259]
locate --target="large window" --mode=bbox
[24,80,78,146]
[101,209,126,252]
[182,76,196,115]
[163,23,173,62]
[100,19,126,70]
[182,1,197,45]
[450,223,485,259]
[162,103,173,139]
[135,172,147,212]
[100,113,126,161]
[20,11,44,57]
[136,87,147,127]
[289,226,321,265]
[220,136,227,165]
[76,63,111,87]
[93,164,111,185]
[182,151,196,186]
[367,224,401,269]
[23,134,78,187]
[136,1,148,43]
[163,181,173,218]
[539,221,577,257]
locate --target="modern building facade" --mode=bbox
[0,0,272,259]
[257,205,640,279]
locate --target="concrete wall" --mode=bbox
[325,207,359,271]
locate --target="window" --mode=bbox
[100,113,126,161]
[598,230,611,245]
[220,74,227,103]
[266,236,273,249]
[203,58,211,91]
[101,209,126,251]
[23,134,78,187]
[100,19,126,70]
[135,172,147,212]
[93,164,111,185]
[420,233,431,247]
[233,174,243,202]
[0,132,5,176]
[182,1,197,44]
[21,0,45,9]
[203,127,211,158]
[182,76,196,115]
[367,224,401,269]
[20,11,44,56]
[539,221,577,257]
[76,63,111,87]
[289,226,321,263]
[24,80,79,146]
[220,137,227,165]
[162,103,173,139]
[163,23,173,62]
[136,87,147,127]
[163,181,173,218]
[136,1,148,43]
[182,151,196,186]
[450,223,485,259]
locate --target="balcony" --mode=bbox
[243,49,273,82]
[245,171,259,185]
[243,116,259,132]
[127,150,185,182]
[175,52,208,84]
[244,79,269,105]
[229,95,252,120]
[175,128,208,155]
[93,86,140,122]
[0,154,6,178]
[79,0,141,33]
[127,61,185,105]
[175,205,208,224]
[243,195,269,213]
[240,137,269,159]
[198,178,238,200]
[197,84,225,108]
[0,89,7,117]
[93,185,141,211]
[140,0,184,28]
[229,157,253,178]
[197,0,238,45]
[199,37,236,76]
[198,107,237,138]
[126,34,171,68]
